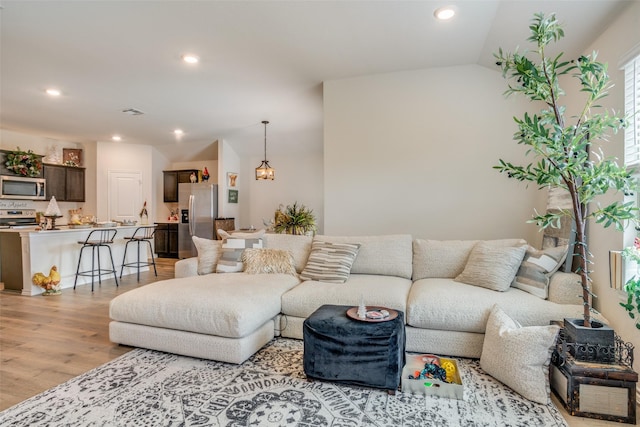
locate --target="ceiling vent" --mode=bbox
[122,108,144,116]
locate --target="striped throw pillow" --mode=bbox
[512,245,568,299]
[216,237,263,273]
[300,241,361,283]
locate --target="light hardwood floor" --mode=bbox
[0,258,635,425]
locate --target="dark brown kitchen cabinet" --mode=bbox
[163,169,199,202]
[43,164,85,202]
[154,222,178,258]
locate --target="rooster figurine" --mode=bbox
[202,167,210,182]
[32,266,62,295]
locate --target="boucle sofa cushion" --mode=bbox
[263,233,312,273]
[481,305,559,405]
[406,278,586,333]
[412,238,526,280]
[512,245,568,299]
[281,274,412,318]
[192,236,222,275]
[242,248,297,275]
[109,273,300,338]
[412,239,478,279]
[314,234,413,279]
[300,240,360,283]
[454,242,526,291]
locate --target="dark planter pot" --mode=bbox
[563,318,615,363]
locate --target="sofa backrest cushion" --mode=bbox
[454,242,527,291]
[413,238,527,280]
[314,234,413,279]
[263,233,313,273]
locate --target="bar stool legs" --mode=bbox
[120,237,157,281]
[74,229,119,292]
[120,226,157,282]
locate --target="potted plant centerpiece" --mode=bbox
[273,202,317,236]
[494,13,637,357]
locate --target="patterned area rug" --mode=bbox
[0,339,567,426]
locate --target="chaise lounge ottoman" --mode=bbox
[109,272,301,363]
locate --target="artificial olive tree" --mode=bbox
[494,12,636,327]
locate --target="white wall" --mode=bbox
[241,151,324,233]
[568,1,640,373]
[218,139,241,228]
[95,141,153,223]
[323,64,544,242]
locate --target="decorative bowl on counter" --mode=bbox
[121,219,137,226]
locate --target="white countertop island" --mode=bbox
[0,225,152,295]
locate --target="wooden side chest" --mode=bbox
[551,355,638,424]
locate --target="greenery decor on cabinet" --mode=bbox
[273,202,317,235]
[494,13,637,328]
[4,147,42,177]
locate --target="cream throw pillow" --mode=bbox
[480,305,559,404]
[242,248,297,275]
[192,236,222,275]
[455,242,526,291]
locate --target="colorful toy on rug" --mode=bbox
[32,265,62,295]
[408,354,455,383]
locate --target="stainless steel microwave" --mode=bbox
[0,175,46,200]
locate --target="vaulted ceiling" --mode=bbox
[0,1,632,161]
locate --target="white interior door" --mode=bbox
[108,171,142,222]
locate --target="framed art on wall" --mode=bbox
[62,148,82,167]
[227,172,238,188]
[228,189,238,203]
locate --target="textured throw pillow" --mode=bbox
[216,237,263,273]
[454,242,527,291]
[512,245,568,299]
[480,304,559,404]
[192,236,222,275]
[300,240,361,283]
[242,248,297,275]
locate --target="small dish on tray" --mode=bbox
[346,306,398,322]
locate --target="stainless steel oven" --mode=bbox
[0,175,46,200]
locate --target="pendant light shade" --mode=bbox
[255,120,275,180]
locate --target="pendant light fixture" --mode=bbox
[255,120,275,180]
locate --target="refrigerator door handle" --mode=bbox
[188,194,195,236]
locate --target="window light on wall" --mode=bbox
[623,53,640,166]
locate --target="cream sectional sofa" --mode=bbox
[109,233,587,363]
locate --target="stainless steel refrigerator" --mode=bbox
[178,182,218,259]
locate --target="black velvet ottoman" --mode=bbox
[303,304,406,391]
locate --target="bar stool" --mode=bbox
[74,228,119,292]
[120,225,157,281]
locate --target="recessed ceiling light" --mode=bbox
[434,6,457,21]
[174,129,184,136]
[45,88,61,96]
[182,54,199,64]
[112,135,122,141]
